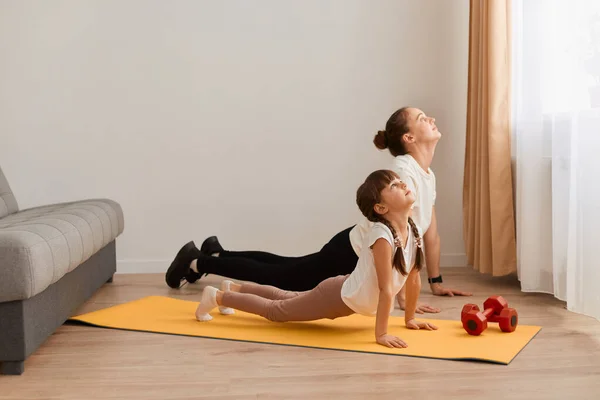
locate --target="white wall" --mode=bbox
[0,0,469,273]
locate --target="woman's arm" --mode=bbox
[425,207,472,297]
[372,238,407,348]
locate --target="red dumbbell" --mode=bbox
[461,295,518,336]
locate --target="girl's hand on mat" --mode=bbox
[376,334,408,348]
[415,303,441,314]
[399,301,440,314]
[406,319,438,331]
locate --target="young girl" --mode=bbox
[194,169,438,348]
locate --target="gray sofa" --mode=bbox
[0,166,124,375]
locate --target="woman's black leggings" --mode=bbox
[196,226,359,291]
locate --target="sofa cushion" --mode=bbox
[0,199,124,303]
[0,167,19,219]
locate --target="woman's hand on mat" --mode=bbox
[430,283,472,297]
[376,334,408,349]
[405,319,438,331]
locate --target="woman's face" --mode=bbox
[405,108,441,143]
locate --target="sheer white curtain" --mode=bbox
[513,0,600,320]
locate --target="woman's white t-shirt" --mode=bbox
[341,222,418,316]
[349,154,436,256]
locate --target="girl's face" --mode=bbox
[405,108,441,144]
[375,178,416,215]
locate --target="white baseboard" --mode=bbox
[117,260,171,274]
[440,253,468,267]
[117,253,469,274]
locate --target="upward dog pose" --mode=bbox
[194,170,438,349]
[166,107,472,312]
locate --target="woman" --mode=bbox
[166,107,471,312]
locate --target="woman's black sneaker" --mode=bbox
[165,241,201,288]
[200,236,224,256]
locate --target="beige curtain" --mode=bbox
[463,0,516,276]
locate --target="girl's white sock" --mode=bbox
[219,280,235,315]
[195,286,218,321]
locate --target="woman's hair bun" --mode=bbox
[373,130,388,150]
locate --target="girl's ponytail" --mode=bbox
[408,217,424,272]
[377,218,408,276]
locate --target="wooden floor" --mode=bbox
[1,268,599,399]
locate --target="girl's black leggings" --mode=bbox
[196,226,359,291]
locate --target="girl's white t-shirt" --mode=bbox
[341,222,418,316]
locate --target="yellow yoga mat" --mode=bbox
[68,296,541,365]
